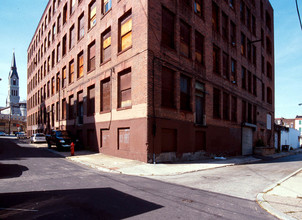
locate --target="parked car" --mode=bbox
[46,130,81,151]
[17,132,27,139]
[30,133,46,143]
[0,131,6,136]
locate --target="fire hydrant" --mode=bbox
[70,142,75,156]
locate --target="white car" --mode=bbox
[30,133,46,143]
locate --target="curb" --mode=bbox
[256,168,302,220]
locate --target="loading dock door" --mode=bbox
[242,127,253,155]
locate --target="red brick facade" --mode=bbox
[27,0,274,162]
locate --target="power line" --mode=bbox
[296,0,302,30]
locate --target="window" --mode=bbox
[213,44,220,74]
[101,78,111,112]
[247,103,252,123]
[118,68,131,108]
[77,91,83,124]
[212,2,219,33]
[57,43,61,62]
[47,56,50,73]
[62,66,66,88]
[78,13,85,40]
[88,41,95,72]
[222,52,229,79]
[194,0,203,17]
[266,11,272,31]
[103,0,112,14]
[101,28,111,63]
[89,0,96,29]
[252,45,256,66]
[242,100,246,122]
[69,25,75,49]
[161,67,175,108]
[195,31,204,64]
[119,10,132,52]
[195,82,205,124]
[56,101,59,121]
[63,3,67,24]
[69,60,74,84]
[231,96,237,122]
[180,75,191,111]
[77,51,84,78]
[266,36,272,55]
[230,21,236,45]
[51,77,55,95]
[48,31,51,47]
[241,33,246,56]
[69,94,74,119]
[52,23,56,40]
[62,34,67,56]
[240,1,245,24]
[261,55,265,74]
[222,12,228,40]
[162,7,175,49]
[253,75,257,96]
[267,61,272,79]
[223,92,230,120]
[246,7,251,30]
[56,72,60,92]
[180,21,190,58]
[262,82,265,101]
[213,88,221,119]
[261,28,264,48]
[57,14,61,33]
[62,98,66,120]
[118,128,130,151]
[241,66,246,89]
[247,38,252,61]
[51,50,55,67]
[87,85,95,116]
[253,105,257,124]
[248,71,252,93]
[70,0,76,15]
[252,15,256,36]
[231,58,236,83]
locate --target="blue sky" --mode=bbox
[0,0,301,119]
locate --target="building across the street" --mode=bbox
[0,52,27,134]
[27,0,275,162]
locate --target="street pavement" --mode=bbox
[6,137,302,219]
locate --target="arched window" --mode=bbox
[13,79,16,85]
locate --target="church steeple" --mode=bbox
[9,51,19,79]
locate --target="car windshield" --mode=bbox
[56,131,69,137]
[36,133,45,137]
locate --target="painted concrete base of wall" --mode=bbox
[254,146,275,156]
[149,151,208,163]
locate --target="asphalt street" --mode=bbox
[0,137,277,219]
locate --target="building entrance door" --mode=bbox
[242,127,253,155]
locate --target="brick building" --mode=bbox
[27,0,274,162]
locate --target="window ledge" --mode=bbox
[100,59,111,66]
[100,110,111,114]
[101,8,112,20]
[117,46,132,56]
[87,68,96,75]
[117,106,132,111]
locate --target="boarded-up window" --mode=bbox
[69,94,74,119]
[161,67,175,108]
[213,88,221,119]
[87,85,95,116]
[62,98,66,119]
[88,41,95,71]
[101,78,110,112]
[69,60,74,83]
[77,51,84,78]
[101,28,111,63]
[212,2,219,32]
[118,128,130,151]
[161,128,177,152]
[223,92,230,120]
[62,66,66,88]
[89,0,96,29]
[78,13,85,40]
[69,25,75,49]
[180,20,190,58]
[180,74,191,111]
[103,0,112,14]
[195,82,205,124]
[118,69,131,108]
[231,96,237,122]
[162,7,175,49]
[119,11,132,51]
[195,31,204,64]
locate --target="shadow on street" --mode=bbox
[0,163,28,179]
[0,187,163,219]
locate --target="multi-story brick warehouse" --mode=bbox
[27,0,274,162]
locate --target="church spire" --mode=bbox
[9,51,19,79]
